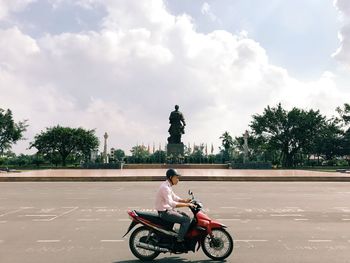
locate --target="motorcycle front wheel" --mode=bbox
[129,226,160,261]
[201,228,233,260]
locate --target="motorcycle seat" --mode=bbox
[135,210,174,230]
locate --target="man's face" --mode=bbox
[171,175,179,185]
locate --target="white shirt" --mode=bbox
[155,180,181,211]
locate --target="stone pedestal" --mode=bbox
[167,143,184,156]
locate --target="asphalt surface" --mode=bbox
[0,182,350,263]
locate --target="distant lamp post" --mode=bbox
[103,132,108,164]
[243,130,249,164]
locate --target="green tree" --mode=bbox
[250,103,327,167]
[129,145,150,163]
[30,126,99,166]
[336,103,350,125]
[310,119,343,164]
[188,144,206,163]
[31,153,46,167]
[0,108,27,155]
[151,150,166,163]
[340,129,350,165]
[219,131,234,162]
[233,133,275,163]
[113,149,126,161]
[74,128,100,163]
[333,103,350,165]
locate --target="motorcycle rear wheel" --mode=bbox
[129,226,160,261]
[201,228,233,260]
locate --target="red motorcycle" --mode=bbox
[123,190,234,261]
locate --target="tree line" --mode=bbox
[221,103,350,167]
[1,103,350,168]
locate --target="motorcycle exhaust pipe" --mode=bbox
[136,242,170,252]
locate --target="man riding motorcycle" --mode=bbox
[124,168,234,261]
[155,169,195,247]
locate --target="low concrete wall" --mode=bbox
[2,175,350,182]
[123,164,229,169]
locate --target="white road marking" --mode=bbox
[24,215,57,217]
[39,208,55,213]
[235,240,268,242]
[37,240,60,243]
[270,214,303,217]
[342,219,350,221]
[65,198,89,200]
[0,208,26,217]
[100,240,124,242]
[35,207,78,222]
[308,240,332,242]
[0,221,7,223]
[216,218,241,221]
[294,219,309,221]
[334,207,350,212]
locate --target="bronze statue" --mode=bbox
[168,105,186,144]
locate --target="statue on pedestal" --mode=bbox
[167,105,186,162]
[167,105,186,144]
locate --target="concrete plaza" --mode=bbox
[1,168,350,181]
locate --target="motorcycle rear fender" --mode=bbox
[122,220,138,238]
[122,210,139,237]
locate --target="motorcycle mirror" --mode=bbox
[188,190,193,196]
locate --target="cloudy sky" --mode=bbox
[1,0,350,154]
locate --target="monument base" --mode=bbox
[167,143,184,156]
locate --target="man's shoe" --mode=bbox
[175,241,186,252]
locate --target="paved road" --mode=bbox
[0,182,350,263]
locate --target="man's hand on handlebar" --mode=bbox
[188,203,196,208]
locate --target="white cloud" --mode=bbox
[334,0,350,16]
[1,0,350,155]
[333,0,350,67]
[0,27,39,69]
[201,2,218,22]
[0,0,35,20]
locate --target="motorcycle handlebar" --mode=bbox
[188,190,203,212]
